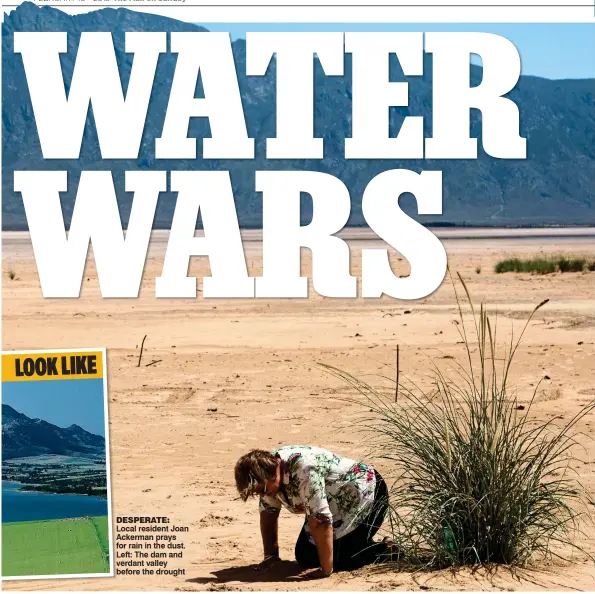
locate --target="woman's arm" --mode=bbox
[308,517,333,575]
[260,510,280,559]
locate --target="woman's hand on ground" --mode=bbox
[253,554,281,573]
[302,567,333,580]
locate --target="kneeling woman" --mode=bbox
[235,446,390,578]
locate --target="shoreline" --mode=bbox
[4,226,595,243]
[2,480,107,499]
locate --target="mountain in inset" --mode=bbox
[2,403,105,460]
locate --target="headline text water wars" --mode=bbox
[13,32,526,299]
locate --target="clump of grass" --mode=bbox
[588,261,595,272]
[494,258,517,274]
[324,275,594,568]
[7,269,17,280]
[558,257,586,273]
[495,256,589,274]
[495,257,556,274]
[475,265,481,275]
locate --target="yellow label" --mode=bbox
[2,350,104,382]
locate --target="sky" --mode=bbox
[3,378,106,437]
[200,23,595,80]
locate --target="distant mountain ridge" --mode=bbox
[2,404,105,460]
[2,2,594,228]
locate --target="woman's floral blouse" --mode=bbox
[259,445,377,540]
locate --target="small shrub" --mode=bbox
[494,258,521,273]
[7,269,17,280]
[587,260,595,272]
[495,256,590,275]
[475,265,481,275]
[494,257,555,274]
[557,257,585,273]
[529,258,557,274]
[324,275,594,568]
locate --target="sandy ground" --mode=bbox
[2,228,595,591]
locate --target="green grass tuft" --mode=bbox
[558,257,586,273]
[495,256,590,274]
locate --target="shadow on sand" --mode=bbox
[186,560,316,585]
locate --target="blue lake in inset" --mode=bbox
[2,481,108,523]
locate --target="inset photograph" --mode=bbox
[1,349,112,580]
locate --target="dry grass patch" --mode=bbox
[495,256,595,274]
[324,275,594,569]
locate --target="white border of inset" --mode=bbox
[1,347,114,581]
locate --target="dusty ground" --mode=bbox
[2,228,595,591]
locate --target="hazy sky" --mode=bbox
[3,378,106,437]
[200,23,595,80]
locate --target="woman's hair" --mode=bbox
[235,449,278,501]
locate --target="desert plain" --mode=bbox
[2,227,595,591]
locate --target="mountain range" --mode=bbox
[2,2,594,228]
[2,403,105,460]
